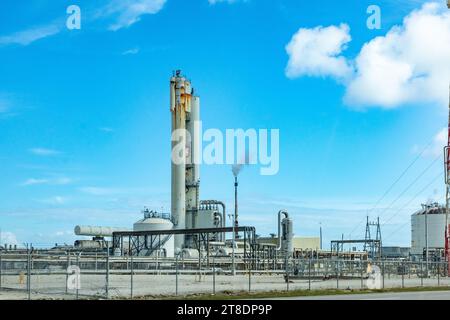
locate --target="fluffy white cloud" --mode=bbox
[0,24,61,46]
[286,2,450,109]
[345,3,450,108]
[101,0,166,31]
[285,23,353,80]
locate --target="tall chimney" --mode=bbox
[170,70,191,250]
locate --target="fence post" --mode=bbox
[382,261,385,289]
[248,262,251,293]
[401,261,404,288]
[212,256,215,295]
[106,244,110,299]
[130,254,134,299]
[360,262,364,289]
[285,257,289,292]
[336,261,339,289]
[308,259,311,291]
[437,262,440,287]
[420,262,424,287]
[175,254,179,296]
[27,250,31,300]
[76,254,80,300]
[65,253,69,294]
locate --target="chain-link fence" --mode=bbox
[0,252,449,300]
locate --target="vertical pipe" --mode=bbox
[212,255,216,295]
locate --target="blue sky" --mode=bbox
[0,0,449,248]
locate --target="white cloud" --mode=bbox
[21,177,73,186]
[29,148,61,156]
[22,178,49,186]
[100,127,114,132]
[285,23,353,80]
[413,127,447,157]
[100,0,166,31]
[40,196,67,205]
[345,2,450,108]
[0,231,18,245]
[286,2,450,109]
[0,23,61,46]
[79,186,121,196]
[122,47,140,55]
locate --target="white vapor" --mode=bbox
[285,2,450,109]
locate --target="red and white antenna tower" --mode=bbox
[445,84,450,273]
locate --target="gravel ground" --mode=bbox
[1,272,449,300]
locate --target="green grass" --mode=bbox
[141,286,450,300]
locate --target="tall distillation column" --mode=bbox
[186,93,201,246]
[170,71,200,250]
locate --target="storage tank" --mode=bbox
[133,213,175,258]
[181,248,200,259]
[411,203,446,256]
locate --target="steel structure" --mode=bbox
[331,239,381,260]
[364,216,382,256]
[112,226,260,265]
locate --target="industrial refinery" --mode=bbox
[72,71,296,264]
[1,1,450,303]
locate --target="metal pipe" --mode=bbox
[277,210,289,250]
[200,200,226,241]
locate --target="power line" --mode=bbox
[382,170,443,226]
[377,153,441,221]
[349,138,436,236]
[383,181,445,242]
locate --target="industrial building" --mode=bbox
[72,71,295,266]
[411,203,447,260]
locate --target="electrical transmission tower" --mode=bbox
[364,216,382,259]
